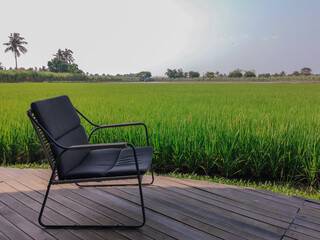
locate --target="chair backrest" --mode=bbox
[30,95,89,179]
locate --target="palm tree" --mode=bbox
[63,48,74,64]
[3,33,28,69]
[53,49,65,61]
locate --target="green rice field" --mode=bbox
[0,83,320,186]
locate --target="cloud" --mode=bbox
[262,35,279,41]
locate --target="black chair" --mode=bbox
[27,95,154,229]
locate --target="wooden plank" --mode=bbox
[238,187,303,207]
[299,206,320,220]
[31,169,228,240]
[175,177,301,210]
[4,179,120,240]
[29,171,221,240]
[108,187,269,240]
[0,195,77,240]
[169,176,303,208]
[296,213,320,225]
[247,187,304,205]
[8,169,149,240]
[114,183,285,239]
[1,180,113,240]
[34,169,287,239]
[152,177,291,229]
[0,200,56,240]
[81,185,229,240]
[15,173,154,240]
[293,218,320,233]
[284,229,319,240]
[167,177,299,217]
[0,232,10,240]
[27,176,175,240]
[304,201,320,210]
[25,170,179,240]
[4,168,320,240]
[0,167,30,181]
[281,237,295,240]
[289,224,320,239]
[0,213,33,240]
[32,169,268,240]
[94,182,276,240]
[293,195,320,204]
[144,179,289,232]
[153,176,293,224]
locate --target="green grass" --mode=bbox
[0,83,320,187]
[5,163,50,169]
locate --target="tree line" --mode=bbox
[165,67,314,79]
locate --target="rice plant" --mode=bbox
[0,83,319,186]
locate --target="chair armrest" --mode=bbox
[99,122,146,128]
[88,122,150,146]
[68,142,127,150]
[75,109,150,145]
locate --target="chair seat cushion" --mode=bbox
[64,146,153,180]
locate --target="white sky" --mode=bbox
[1,0,319,76]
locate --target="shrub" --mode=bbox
[244,71,256,78]
[228,69,242,78]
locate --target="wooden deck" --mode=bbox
[0,167,319,240]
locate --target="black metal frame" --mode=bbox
[27,107,154,229]
[75,109,154,187]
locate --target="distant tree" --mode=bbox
[137,71,151,78]
[48,58,68,73]
[205,72,215,78]
[63,48,75,64]
[215,71,220,77]
[41,66,48,71]
[280,71,286,76]
[0,62,3,70]
[137,71,152,81]
[165,68,184,78]
[188,71,200,78]
[244,71,256,78]
[53,48,74,64]
[48,57,83,74]
[165,69,175,78]
[272,73,279,77]
[184,72,188,78]
[300,67,312,76]
[3,32,28,69]
[292,71,300,76]
[258,73,271,78]
[53,49,65,61]
[176,69,184,78]
[228,69,242,78]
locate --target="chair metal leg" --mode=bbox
[38,157,146,228]
[39,178,146,228]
